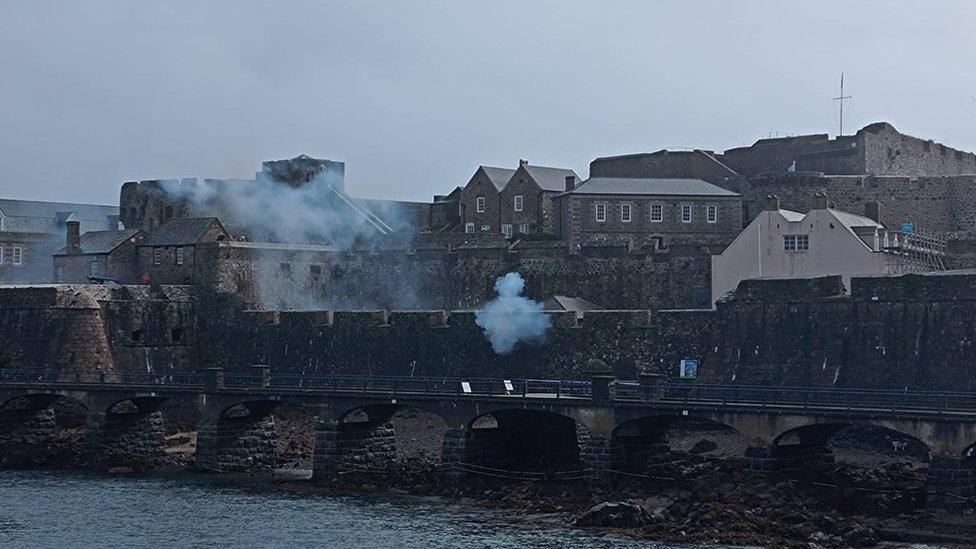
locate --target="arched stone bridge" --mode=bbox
[1,368,974,507]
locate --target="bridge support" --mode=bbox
[439,428,466,482]
[0,394,85,467]
[312,411,397,481]
[86,398,168,471]
[578,425,612,486]
[195,402,279,472]
[926,457,976,508]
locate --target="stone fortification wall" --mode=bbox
[705,273,976,390]
[195,241,716,311]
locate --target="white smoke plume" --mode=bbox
[159,172,419,310]
[475,272,551,354]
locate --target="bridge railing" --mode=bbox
[652,382,976,413]
[0,368,205,386]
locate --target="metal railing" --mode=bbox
[1,368,975,414]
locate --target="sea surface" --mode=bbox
[0,470,686,549]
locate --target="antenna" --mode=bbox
[832,72,853,135]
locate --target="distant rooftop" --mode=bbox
[559,177,739,197]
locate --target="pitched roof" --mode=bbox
[541,295,598,312]
[0,199,118,234]
[523,165,579,192]
[829,209,883,229]
[142,218,224,246]
[557,177,739,197]
[479,166,516,191]
[55,229,143,255]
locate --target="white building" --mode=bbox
[710,194,945,306]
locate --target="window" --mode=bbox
[621,203,632,222]
[502,224,513,239]
[784,234,810,251]
[595,203,607,222]
[171,328,183,342]
[476,196,486,213]
[680,205,692,223]
[153,247,162,265]
[12,247,22,265]
[480,224,491,232]
[309,264,322,277]
[519,223,530,235]
[89,260,103,277]
[279,262,292,273]
[706,205,718,223]
[0,247,4,265]
[514,195,523,212]
[465,222,475,233]
[650,204,663,222]
[175,246,185,265]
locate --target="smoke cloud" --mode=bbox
[475,272,551,354]
[161,173,419,310]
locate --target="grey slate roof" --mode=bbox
[0,199,118,234]
[142,218,224,246]
[523,165,579,192]
[541,295,598,312]
[557,177,739,197]
[480,166,516,191]
[55,229,143,255]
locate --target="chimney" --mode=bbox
[864,201,881,223]
[519,159,529,166]
[565,175,577,191]
[763,194,780,211]
[813,193,831,210]
[66,220,81,252]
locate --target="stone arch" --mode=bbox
[195,399,285,472]
[610,414,746,473]
[0,392,89,467]
[92,395,171,470]
[313,403,415,481]
[459,408,582,476]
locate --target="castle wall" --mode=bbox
[588,150,739,187]
[858,122,976,176]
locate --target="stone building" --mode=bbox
[53,221,145,283]
[710,195,945,306]
[428,187,463,232]
[498,161,579,238]
[459,166,515,235]
[0,198,119,283]
[553,177,742,251]
[138,217,227,285]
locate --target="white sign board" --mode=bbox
[461,381,472,394]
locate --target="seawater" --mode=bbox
[0,470,689,548]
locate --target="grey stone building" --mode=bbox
[138,217,228,284]
[553,177,742,251]
[498,161,578,237]
[53,221,145,284]
[459,166,515,235]
[0,198,119,283]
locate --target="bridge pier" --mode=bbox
[926,457,976,508]
[0,394,86,467]
[577,425,612,486]
[195,401,280,472]
[86,398,168,471]
[439,427,467,482]
[312,408,397,481]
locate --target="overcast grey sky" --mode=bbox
[1,1,974,205]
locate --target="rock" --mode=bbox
[575,501,653,528]
[107,466,135,475]
[689,439,717,454]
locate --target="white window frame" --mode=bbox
[595,203,607,222]
[465,222,475,234]
[0,247,4,265]
[706,204,718,223]
[650,203,663,223]
[680,204,692,223]
[519,223,530,235]
[502,224,513,239]
[175,246,185,265]
[784,234,810,251]
[12,247,21,265]
[480,224,491,232]
[621,203,632,223]
[153,247,163,265]
[476,196,486,213]
[514,195,523,212]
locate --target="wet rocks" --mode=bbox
[688,439,717,454]
[575,501,657,528]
